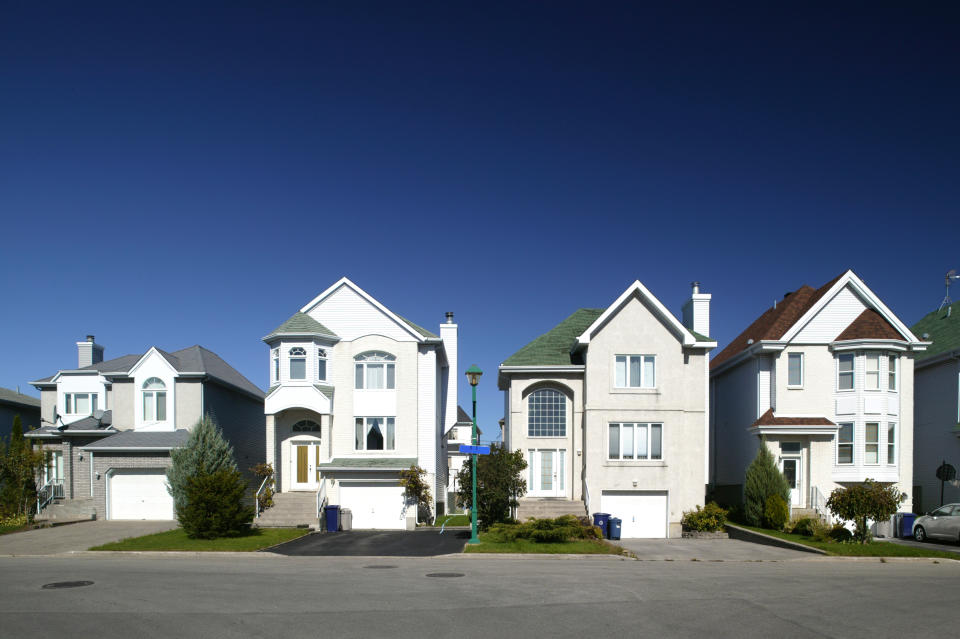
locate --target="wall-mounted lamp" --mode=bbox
[95,472,101,480]
[632,479,638,487]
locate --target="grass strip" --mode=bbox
[464,533,623,554]
[90,527,308,552]
[733,524,960,559]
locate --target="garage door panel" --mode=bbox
[600,491,667,538]
[339,482,406,530]
[109,470,174,520]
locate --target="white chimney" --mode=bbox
[682,282,711,338]
[439,313,458,433]
[77,334,104,368]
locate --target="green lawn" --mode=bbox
[733,524,960,559]
[90,527,308,552]
[464,533,624,554]
[433,514,470,527]
[0,523,30,536]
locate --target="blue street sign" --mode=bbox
[459,444,490,456]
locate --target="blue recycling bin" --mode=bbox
[899,513,916,538]
[324,504,341,532]
[592,513,611,538]
[608,517,622,540]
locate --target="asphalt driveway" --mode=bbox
[268,528,470,556]
[0,520,177,555]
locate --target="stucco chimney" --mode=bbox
[682,282,711,338]
[77,335,104,368]
[439,313,458,433]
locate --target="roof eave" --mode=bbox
[261,332,340,343]
[747,425,839,435]
[915,349,960,370]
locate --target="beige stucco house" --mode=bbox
[499,280,716,538]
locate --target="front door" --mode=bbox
[780,457,802,507]
[292,443,321,490]
[529,449,565,497]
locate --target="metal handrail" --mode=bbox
[583,480,591,515]
[316,479,327,521]
[810,485,829,522]
[254,476,270,518]
[36,480,57,514]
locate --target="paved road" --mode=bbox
[884,536,960,554]
[1,554,956,638]
[0,521,177,555]
[269,529,470,556]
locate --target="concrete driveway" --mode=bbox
[617,538,813,561]
[269,529,470,556]
[0,521,177,555]
[885,536,960,554]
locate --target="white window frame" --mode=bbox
[317,348,328,382]
[886,422,897,466]
[527,388,566,438]
[354,352,396,390]
[837,354,855,392]
[607,422,663,461]
[837,422,854,465]
[272,349,279,384]
[787,352,804,388]
[141,377,167,422]
[64,392,98,415]
[865,354,880,391]
[888,355,898,392]
[864,421,880,465]
[354,416,396,451]
[614,355,656,389]
[289,347,307,380]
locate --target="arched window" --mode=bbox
[289,347,307,380]
[528,388,565,437]
[354,352,396,389]
[142,377,167,422]
[292,419,321,433]
[317,348,327,382]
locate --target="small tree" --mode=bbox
[456,443,527,530]
[177,469,253,539]
[399,465,433,524]
[826,479,905,544]
[166,415,238,513]
[0,415,45,518]
[763,494,790,531]
[743,440,790,528]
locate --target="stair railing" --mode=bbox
[316,479,327,522]
[255,475,270,519]
[810,485,829,522]
[36,481,55,514]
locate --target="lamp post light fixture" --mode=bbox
[465,364,483,544]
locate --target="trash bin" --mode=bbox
[324,504,341,532]
[341,508,353,531]
[592,513,611,539]
[608,517,622,541]
[900,513,917,539]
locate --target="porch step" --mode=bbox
[36,498,96,522]
[517,499,587,521]
[791,507,828,522]
[254,492,319,529]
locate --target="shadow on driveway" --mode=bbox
[267,529,470,557]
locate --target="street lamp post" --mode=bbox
[465,364,483,544]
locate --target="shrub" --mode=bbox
[743,442,791,527]
[177,469,254,539]
[826,479,906,544]
[681,502,728,532]
[790,517,818,537]
[485,516,599,544]
[829,523,853,543]
[763,494,789,531]
[399,465,433,524]
[167,415,239,514]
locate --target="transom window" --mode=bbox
[292,420,321,433]
[608,423,663,460]
[289,347,307,380]
[865,354,880,390]
[355,417,395,450]
[142,377,167,422]
[527,388,566,437]
[615,355,655,388]
[888,355,897,391]
[65,392,98,415]
[837,354,855,391]
[317,349,327,382]
[837,422,854,464]
[787,353,803,387]
[355,352,396,389]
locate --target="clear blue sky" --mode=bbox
[1,2,957,440]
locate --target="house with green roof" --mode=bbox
[498,280,716,538]
[258,277,458,530]
[912,300,960,511]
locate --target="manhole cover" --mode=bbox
[41,581,94,590]
[363,565,397,569]
[425,572,464,578]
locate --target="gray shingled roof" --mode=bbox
[264,312,338,340]
[0,387,41,408]
[316,458,418,469]
[83,429,189,451]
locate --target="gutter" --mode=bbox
[914,349,960,371]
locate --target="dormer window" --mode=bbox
[142,377,167,421]
[65,393,98,415]
[317,348,327,382]
[354,352,396,389]
[289,347,307,380]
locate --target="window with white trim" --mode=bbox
[865,354,880,390]
[289,347,307,380]
[527,388,566,437]
[614,355,655,388]
[787,353,803,387]
[354,352,396,389]
[272,349,279,383]
[888,355,897,391]
[317,349,327,382]
[292,419,321,433]
[865,422,880,464]
[65,393,98,415]
[142,377,167,421]
[887,422,897,465]
[837,422,854,464]
[354,417,395,450]
[608,423,663,460]
[837,354,854,391]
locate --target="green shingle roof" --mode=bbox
[317,457,418,469]
[690,330,714,342]
[396,314,438,339]
[502,309,605,366]
[912,301,960,362]
[266,312,337,339]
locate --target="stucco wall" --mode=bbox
[174,379,204,430]
[110,380,135,431]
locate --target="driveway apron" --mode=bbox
[0,521,177,555]
[268,529,470,556]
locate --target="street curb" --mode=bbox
[726,524,828,555]
[436,552,634,560]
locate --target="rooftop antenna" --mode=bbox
[939,269,959,311]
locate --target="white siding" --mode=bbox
[793,286,867,343]
[417,345,437,485]
[757,357,772,416]
[308,284,417,342]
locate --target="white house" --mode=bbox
[710,270,928,519]
[498,280,716,538]
[259,277,458,530]
[444,405,478,509]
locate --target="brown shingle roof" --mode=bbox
[751,409,836,428]
[835,308,904,341]
[711,272,846,370]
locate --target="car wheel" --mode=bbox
[914,526,926,542]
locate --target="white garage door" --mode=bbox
[600,491,668,538]
[338,481,406,530]
[109,470,174,520]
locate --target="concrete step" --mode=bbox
[255,492,321,528]
[37,499,96,522]
[516,500,587,521]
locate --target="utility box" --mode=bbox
[341,508,353,531]
[324,505,341,532]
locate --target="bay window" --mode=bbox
[887,422,897,465]
[888,355,897,391]
[317,348,327,382]
[865,422,879,464]
[289,347,307,380]
[837,354,855,391]
[837,422,854,464]
[865,354,880,390]
[272,349,279,383]
[608,423,663,460]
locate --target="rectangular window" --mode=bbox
[621,425,634,460]
[66,393,96,415]
[888,355,897,391]
[607,423,663,460]
[837,422,854,464]
[356,362,396,389]
[155,392,166,421]
[355,416,395,450]
[608,424,619,459]
[787,353,803,387]
[650,424,662,460]
[865,354,880,390]
[781,442,802,454]
[143,392,154,421]
[865,422,879,464]
[317,349,327,381]
[272,350,279,382]
[887,423,896,465]
[614,355,655,388]
[837,354,854,391]
[289,357,306,380]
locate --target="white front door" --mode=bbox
[529,449,565,497]
[781,457,802,507]
[292,443,321,490]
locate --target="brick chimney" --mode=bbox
[77,335,104,368]
[681,282,711,337]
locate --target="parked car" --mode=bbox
[913,504,960,542]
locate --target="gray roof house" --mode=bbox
[0,387,41,440]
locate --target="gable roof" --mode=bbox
[835,309,903,341]
[912,300,960,362]
[502,309,604,366]
[263,312,338,341]
[457,406,472,424]
[0,387,40,409]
